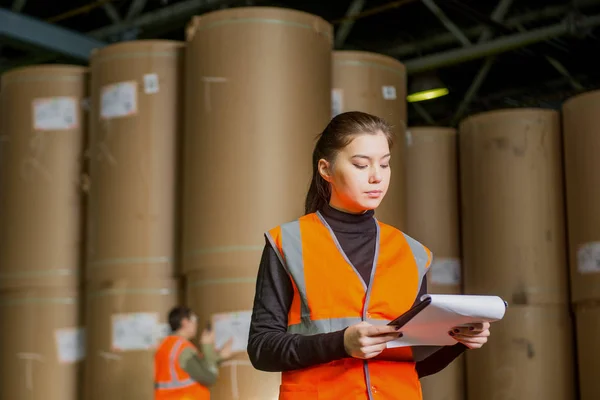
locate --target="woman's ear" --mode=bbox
[318,159,333,183]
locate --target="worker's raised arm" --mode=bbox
[178,345,219,387]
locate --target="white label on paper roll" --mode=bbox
[382,85,397,100]
[111,312,158,351]
[429,258,461,285]
[405,130,413,147]
[212,311,252,353]
[577,242,600,274]
[331,88,343,118]
[55,327,86,363]
[100,81,137,119]
[33,97,78,131]
[153,323,171,344]
[143,73,159,94]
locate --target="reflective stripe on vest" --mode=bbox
[154,338,197,390]
[266,211,439,362]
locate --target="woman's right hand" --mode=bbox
[343,321,403,359]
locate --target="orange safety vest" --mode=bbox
[266,211,435,400]
[154,335,211,400]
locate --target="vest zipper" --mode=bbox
[362,218,381,400]
[315,211,381,400]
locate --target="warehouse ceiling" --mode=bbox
[2,0,600,126]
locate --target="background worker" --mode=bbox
[248,111,491,399]
[155,306,233,400]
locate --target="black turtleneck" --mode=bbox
[247,204,466,376]
[319,203,378,285]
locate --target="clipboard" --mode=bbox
[387,295,433,328]
[386,294,509,330]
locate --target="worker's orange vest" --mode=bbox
[266,211,435,400]
[154,335,211,400]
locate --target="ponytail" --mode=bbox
[304,167,330,215]
[304,144,330,214]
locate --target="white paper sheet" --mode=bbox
[331,88,343,118]
[33,96,78,131]
[101,81,137,119]
[111,312,159,351]
[428,258,462,285]
[55,327,86,363]
[387,294,507,348]
[212,311,252,353]
[577,242,600,274]
[152,323,171,344]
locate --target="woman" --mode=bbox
[248,111,491,399]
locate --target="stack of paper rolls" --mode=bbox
[0,65,88,400]
[181,7,332,399]
[405,126,465,400]
[562,90,600,400]
[459,109,575,399]
[83,40,183,400]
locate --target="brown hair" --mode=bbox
[167,306,193,332]
[304,111,394,215]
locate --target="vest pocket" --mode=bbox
[279,383,318,399]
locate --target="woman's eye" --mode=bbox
[353,164,368,169]
[381,164,390,169]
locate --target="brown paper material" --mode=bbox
[83,278,178,400]
[0,287,82,400]
[211,360,281,400]
[186,269,280,399]
[562,90,600,303]
[466,305,575,399]
[459,109,569,305]
[0,65,88,289]
[406,127,461,293]
[421,357,465,400]
[87,40,184,282]
[332,51,408,229]
[574,303,600,399]
[181,7,332,276]
[405,127,464,398]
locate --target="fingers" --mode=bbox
[449,324,491,349]
[450,328,491,338]
[451,335,488,349]
[451,330,489,340]
[450,322,491,335]
[348,323,403,359]
[359,325,402,345]
[359,332,403,347]
[364,324,401,336]
[355,343,390,359]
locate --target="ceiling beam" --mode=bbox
[11,0,27,12]
[450,0,514,124]
[421,0,471,46]
[0,0,233,73]
[403,13,600,74]
[88,0,233,39]
[384,0,600,57]
[335,0,366,48]
[126,0,149,21]
[0,8,106,61]
[103,3,122,23]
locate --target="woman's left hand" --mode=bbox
[448,322,491,349]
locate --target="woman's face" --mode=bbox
[319,131,391,214]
